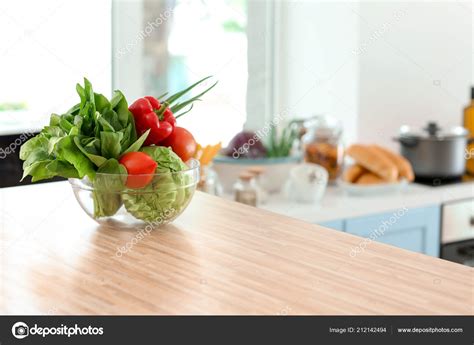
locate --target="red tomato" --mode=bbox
[160,127,197,162]
[119,151,158,189]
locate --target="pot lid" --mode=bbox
[399,122,468,139]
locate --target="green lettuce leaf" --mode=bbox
[122,146,194,223]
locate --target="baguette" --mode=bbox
[346,144,398,182]
[356,172,386,185]
[343,164,367,183]
[371,145,414,182]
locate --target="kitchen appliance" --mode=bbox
[395,122,471,179]
[441,198,474,266]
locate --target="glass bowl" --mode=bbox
[69,159,200,229]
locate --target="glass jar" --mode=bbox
[247,166,267,204]
[302,116,344,181]
[233,172,258,206]
[197,165,222,196]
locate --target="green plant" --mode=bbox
[266,124,298,158]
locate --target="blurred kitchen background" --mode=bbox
[1,0,473,265]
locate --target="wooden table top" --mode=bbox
[0,182,472,315]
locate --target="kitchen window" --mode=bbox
[0,0,112,133]
[113,0,275,146]
[0,0,276,145]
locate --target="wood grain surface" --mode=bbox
[0,182,472,315]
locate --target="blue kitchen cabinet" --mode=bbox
[318,219,345,231]
[344,205,440,257]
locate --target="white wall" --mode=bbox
[357,1,472,150]
[276,1,472,150]
[275,1,360,145]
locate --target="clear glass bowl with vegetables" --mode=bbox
[20,77,215,230]
[70,155,199,228]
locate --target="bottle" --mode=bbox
[197,165,222,196]
[233,172,258,207]
[247,166,267,204]
[464,87,474,175]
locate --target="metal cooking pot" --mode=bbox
[395,122,472,179]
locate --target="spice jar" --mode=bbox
[247,166,267,204]
[233,172,258,206]
[302,116,344,181]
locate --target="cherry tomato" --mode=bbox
[160,127,197,162]
[119,151,158,189]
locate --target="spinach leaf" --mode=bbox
[122,129,149,155]
[92,158,126,217]
[56,136,96,179]
[100,131,123,159]
[73,136,107,167]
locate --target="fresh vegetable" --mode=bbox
[129,96,175,145]
[194,142,222,166]
[20,77,212,224]
[92,158,127,217]
[122,146,193,222]
[128,76,217,146]
[20,78,150,217]
[160,127,197,162]
[223,123,298,159]
[119,151,158,189]
[223,131,267,159]
[20,78,149,182]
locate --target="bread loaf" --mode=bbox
[371,145,414,182]
[343,164,367,183]
[346,144,398,182]
[356,172,385,184]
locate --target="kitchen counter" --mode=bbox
[260,181,474,223]
[0,182,472,315]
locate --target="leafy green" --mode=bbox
[74,137,108,167]
[19,78,150,218]
[122,146,193,223]
[92,159,127,218]
[20,78,141,185]
[122,129,150,155]
[20,77,200,222]
[140,146,188,172]
[56,136,96,179]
